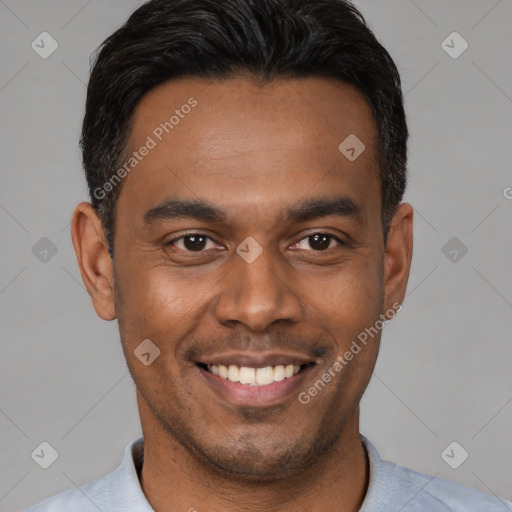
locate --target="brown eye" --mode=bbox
[168,234,218,252]
[293,233,342,251]
[308,234,331,251]
[183,235,207,251]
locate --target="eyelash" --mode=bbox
[166,232,346,252]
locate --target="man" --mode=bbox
[26,0,511,510]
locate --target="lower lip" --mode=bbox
[197,364,315,406]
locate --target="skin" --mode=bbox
[72,76,413,512]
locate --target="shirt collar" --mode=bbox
[108,436,153,510]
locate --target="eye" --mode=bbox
[167,234,221,252]
[291,233,345,251]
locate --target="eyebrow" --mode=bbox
[144,198,227,224]
[285,196,365,225]
[143,196,365,226]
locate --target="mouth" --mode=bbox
[195,358,317,406]
[197,362,312,386]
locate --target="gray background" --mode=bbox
[1,0,511,510]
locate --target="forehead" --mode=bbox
[119,76,380,224]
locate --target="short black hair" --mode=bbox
[81,0,408,255]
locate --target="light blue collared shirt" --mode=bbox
[26,436,512,511]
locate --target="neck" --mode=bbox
[138,400,369,512]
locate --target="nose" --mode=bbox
[214,245,304,331]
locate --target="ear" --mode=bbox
[71,202,116,320]
[382,202,413,316]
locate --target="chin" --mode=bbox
[185,430,331,482]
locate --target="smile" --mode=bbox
[204,363,302,386]
[196,361,316,406]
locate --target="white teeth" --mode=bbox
[273,365,285,382]
[227,365,240,382]
[256,366,274,385]
[205,363,303,386]
[239,366,256,384]
[218,364,228,379]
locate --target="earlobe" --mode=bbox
[71,202,117,321]
[383,202,414,316]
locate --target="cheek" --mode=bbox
[114,258,217,352]
[305,259,384,337]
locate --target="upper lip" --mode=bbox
[195,352,315,368]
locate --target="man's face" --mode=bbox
[111,77,394,479]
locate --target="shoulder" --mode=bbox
[361,436,512,511]
[24,437,148,512]
[385,461,511,511]
[24,472,114,511]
